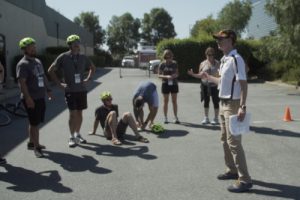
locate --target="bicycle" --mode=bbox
[0,100,27,126]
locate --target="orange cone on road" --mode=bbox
[283,107,293,122]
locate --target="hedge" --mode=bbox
[156,38,265,80]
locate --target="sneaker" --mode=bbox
[75,134,87,144]
[201,117,210,125]
[164,117,169,124]
[68,137,77,148]
[211,118,219,125]
[0,157,7,164]
[217,172,238,180]
[174,117,180,124]
[227,180,253,193]
[27,142,46,150]
[34,147,44,158]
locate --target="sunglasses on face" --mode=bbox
[105,98,112,102]
[207,54,214,57]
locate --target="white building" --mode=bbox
[0,0,93,84]
[245,0,277,39]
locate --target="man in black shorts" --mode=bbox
[89,91,149,145]
[16,37,52,158]
[48,34,95,147]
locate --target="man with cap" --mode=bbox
[201,29,252,192]
[133,81,159,130]
[48,34,95,148]
[16,37,52,158]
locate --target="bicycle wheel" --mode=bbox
[0,111,11,126]
[4,102,27,118]
[14,106,28,118]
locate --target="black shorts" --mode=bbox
[23,98,46,126]
[65,92,87,110]
[104,119,128,139]
[161,82,179,94]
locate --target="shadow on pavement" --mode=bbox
[78,142,157,160]
[251,179,300,200]
[180,122,220,131]
[250,126,300,138]
[0,164,72,193]
[156,129,189,139]
[0,68,111,156]
[43,150,112,174]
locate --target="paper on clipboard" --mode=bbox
[229,113,251,136]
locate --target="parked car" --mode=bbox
[121,56,135,67]
[149,59,161,74]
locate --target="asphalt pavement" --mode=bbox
[0,68,300,200]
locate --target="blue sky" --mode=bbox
[46,0,230,39]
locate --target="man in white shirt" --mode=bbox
[201,29,252,193]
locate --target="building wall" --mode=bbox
[246,0,277,39]
[0,0,93,82]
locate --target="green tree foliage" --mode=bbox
[265,0,300,53]
[190,15,220,38]
[74,11,105,48]
[141,8,176,45]
[217,0,252,35]
[106,13,140,57]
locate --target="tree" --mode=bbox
[217,0,252,35]
[141,8,176,45]
[74,11,105,48]
[106,13,140,56]
[265,0,300,50]
[190,15,220,38]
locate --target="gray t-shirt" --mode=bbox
[51,51,92,92]
[16,56,47,99]
[133,81,157,105]
[199,59,220,87]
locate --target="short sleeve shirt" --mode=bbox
[218,49,247,100]
[199,59,220,86]
[133,81,157,105]
[95,104,119,129]
[16,56,46,100]
[159,60,178,84]
[51,51,92,92]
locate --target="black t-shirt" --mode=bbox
[95,104,119,128]
[159,60,178,84]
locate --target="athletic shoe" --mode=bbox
[164,117,169,124]
[75,134,87,144]
[211,118,219,125]
[27,142,46,150]
[201,117,210,125]
[217,172,238,180]
[68,137,77,148]
[0,157,7,164]
[227,180,253,193]
[174,117,180,124]
[34,148,44,158]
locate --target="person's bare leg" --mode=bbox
[163,94,169,119]
[74,110,83,134]
[122,112,140,136]
[107,111,118,140]
[171,93,178,119]
[69,110,77,137]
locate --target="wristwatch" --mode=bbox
[240,105,246,110]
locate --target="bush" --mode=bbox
[156,38,265,80]
[89,55,106,67]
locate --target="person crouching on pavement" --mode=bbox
[89,91,149,145]
[16,37,52,158]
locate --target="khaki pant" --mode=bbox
[219,99,251,183]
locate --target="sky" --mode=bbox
[45,0,230,39]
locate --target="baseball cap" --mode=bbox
[213,29,237,43]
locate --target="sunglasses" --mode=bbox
[207,54,214,57]
[105,98,112,101]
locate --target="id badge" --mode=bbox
[168,79,173,86]
[74,74,81,83]
[38,76,44,87]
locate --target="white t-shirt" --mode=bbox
[218,49,246,100]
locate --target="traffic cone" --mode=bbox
[283,107,293,122]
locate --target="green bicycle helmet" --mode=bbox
[66,34,80,45]
[151,123,165,134]
[19,37,36,49]
[100,91,112,101]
